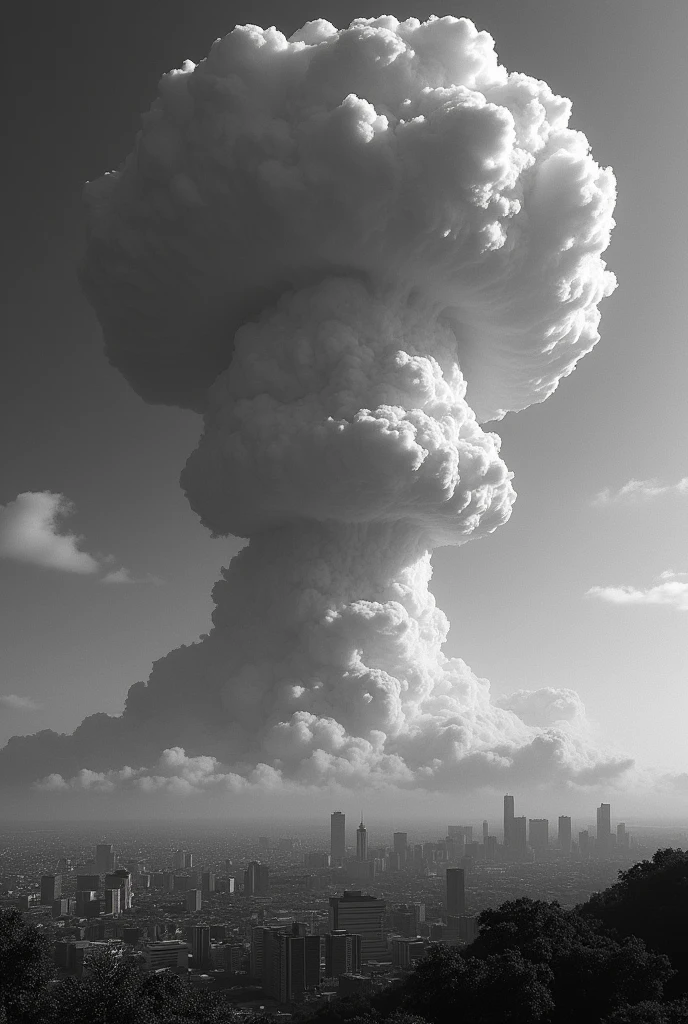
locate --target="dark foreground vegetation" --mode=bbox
[2,849,688,1024]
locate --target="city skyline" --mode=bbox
[1,0,687,823]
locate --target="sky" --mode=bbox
[1,0,686,820]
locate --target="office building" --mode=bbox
[325,930,362,977]
[184,853,193,869]
[95,844,115,874]
[330,891,386,961]
[141,941,189,973]
[482,820,489,843]
[597,803,611,855]
[40,874,61,906]
[250,926,266,980]
[529,819,549,855]
[484,835,497,863]
[304,851,330,870]
[52,898,73,918]
[617,823,628,849]
[393,832,408,864]
[356,820,368,861]
[503,794,515,848]
[104,888,121,915]
[579,830,590,857]
[75,891,100,918]
[244,861,270,895]
[446,868,466,918]
[186,889,202,912]
[104,870,132,910]
[447,825,473,843]
[76,874,100,892]
[201,871,215,893]
[512,817,528,859]
[191,926,211,968]
[446,916,479,944]
[173,850,186,870]
[262,930,322,1003]
[331,811,346,864]
[558,816,572,855]
[392,938,425,969]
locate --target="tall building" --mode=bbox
[244,861,270,895]
[356,820,368,862]
[482,820,489,843]
[201,871,216,893]
[558,816,572,855]
[75,891,100,918]
[104,888,121,915]
[173,850,186,870]
[184,853,194,869]
[393,832,408,863]
[597,803,611,855]
[95,844,115,874]
[329,891,386,961]
[104,870,132,910]
[392,937,425,969]
[503,794,515,848]
[191,926,211,968]
[40,875,61,906]
[617,822,628,849]
[579,830,590,857]
[186,889,202,912]
[512,817,528,859]
[331,811,346,864]
[76,874,100,892]
[447,825,473,843]
[528,819,549,855]
[325,930,361,977]
[445,868,466,918]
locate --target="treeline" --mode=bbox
[2,849,688,1024]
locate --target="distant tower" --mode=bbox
[504,795,515,848]
[244,861,270,895]
[40,875,61,906]
[393,832,408,864]
[356,818,368,862]
[558,816,572,855]
[597,803,611,855]
[445,867,466,918]
[528,819,549,856]
[330,811,346,864]
[95,844,115,874]
[482,820,489,843]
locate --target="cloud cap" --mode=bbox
[82,15,616,420]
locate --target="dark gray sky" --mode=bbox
[1,0,686,815]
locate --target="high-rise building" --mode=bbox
[528,819,549,855]
[304,851,331,870]
[393,832,408,863]
[392,937,425,968]
[512,817,527,859]
[579,830,590,857]
[76,874,100,892]
[331,811,346,864]
[75,891,100,918]
[184,853,194,869]
[447,825,473,843]
[482,820,489,843]
[558,816,572,855]
[186,889,202,912]
[104,870,132,910]
[244,861,270,895]
[173,850,186,870]
[329,891,386,961]
[95,844,115,874]
[445,868,466,918]
[191,926,211,968]
[597,803,611,855]
[201,871,215,893]
[40,875,61,906]
[356,820,368,862]
[503,794,515,848]
[325,930,362,977]
[484,836,497,863]
[104,888,121,915]
[617,823,628,849]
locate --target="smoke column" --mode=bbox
[1,17,625,798]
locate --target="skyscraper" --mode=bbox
[482,820,489,843]
[504,794,515,849]
[445,868,466,918]
[325,930,362,977]
[104,888,121,915]
[356,819,368,862]
[191,925,210,968]
[105,870,132,910]
[173,850,186,870]
[528,819,549,855]
[186,889,202,912]
[40,875,61,906]
[597,803,611,855]
[558,816,572,855]
[329,891,386,961]
[244,861,270,895]
[201,871,216,893]
[331,811,346,864]
[95,843,115,874]
[512,816,528,859]
[579,830,590,857]
[393,832,408,862]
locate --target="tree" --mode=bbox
[0,909,53,1024]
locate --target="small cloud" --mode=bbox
[593,477,688,506]
[587,579,688,612]
[0,694,41,711]
[0,492,100,574]
[101,568,164,586]
[102,567,134,585]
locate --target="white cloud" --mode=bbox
[0,694,41,711]
[593,477,688,505]
[0,492,100,574]
[587,579,688,612]
[102,568,134,585]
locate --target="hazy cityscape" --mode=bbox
[2,798,686,1011]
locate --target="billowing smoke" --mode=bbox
[0,16,626,800]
